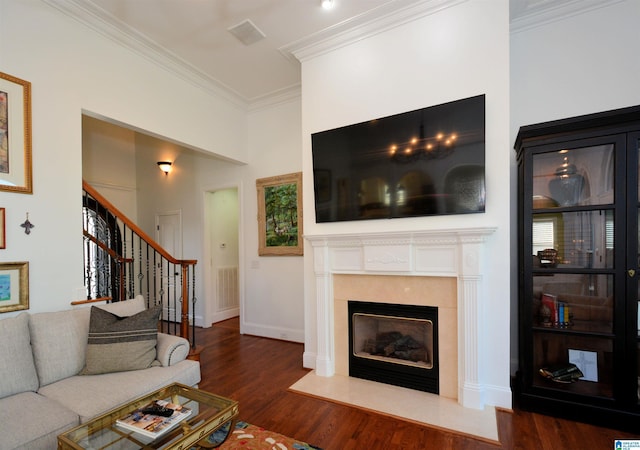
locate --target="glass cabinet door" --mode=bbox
[529,143,616,398]
[532,144,614,208]
[636,136,640,407]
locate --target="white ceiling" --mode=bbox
[76,0,394,102]
[50,0,615,104]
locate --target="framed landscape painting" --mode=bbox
[0,71,32,194]
[256,172,303,256]
[0,262,29,313]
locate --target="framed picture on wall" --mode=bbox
[0,262,29,313]
[256,172,303,256]
[0,71,32,194]
[0,208,5,249]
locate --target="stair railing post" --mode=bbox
[181,263,190,342]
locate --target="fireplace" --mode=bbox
[349,301,438,394]
[306,228,496,409]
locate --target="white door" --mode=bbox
[156,211,182,258]
[156,210,182,321]
[204,188,240,326]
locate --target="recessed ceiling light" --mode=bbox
[321,0,335,10]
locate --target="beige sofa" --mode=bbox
[0,296,201,450]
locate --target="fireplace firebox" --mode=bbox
[348,301,438,394]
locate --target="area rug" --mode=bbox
[207,420,322,450]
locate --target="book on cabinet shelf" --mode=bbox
[539,293,572,328]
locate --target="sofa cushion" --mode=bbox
[39,360,201,423]
[81,305,162,375]
[0,313,39,399]
[0,391,79,450]
[29,308,91,387]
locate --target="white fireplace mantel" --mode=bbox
[305,227,496,410]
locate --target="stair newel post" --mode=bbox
[180,263,190,341]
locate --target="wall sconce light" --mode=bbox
[157,161,172,175]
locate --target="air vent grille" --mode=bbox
[227,19,266,46]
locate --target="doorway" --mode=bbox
[203,187,240,326]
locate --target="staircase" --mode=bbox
[80,180,199,354]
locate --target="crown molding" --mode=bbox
[280,0,468,63]
[510,0,625,33]
[42,0,249,109]
[248,84,301,113]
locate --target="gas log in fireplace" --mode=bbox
[348,301,439,394]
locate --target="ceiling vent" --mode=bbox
[227,19,266,46]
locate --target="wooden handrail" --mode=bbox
[71,296,112,306]
[83,181,196,266]
[83,230,134,264]
[83,180,197,351]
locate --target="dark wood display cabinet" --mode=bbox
[514,105,640,432]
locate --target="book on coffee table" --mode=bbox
[116,399,192,440]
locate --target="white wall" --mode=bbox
[191,97,304,341]
[0,0,246,313]
[300,0,512,408]
[510,0,640,136]
[81,100,305,338]
[82,116,138,221]
[510,0,640,372]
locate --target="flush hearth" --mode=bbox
[349,301,438,394]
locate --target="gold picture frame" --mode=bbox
[0,71,32,194]
[0,208,5,249]
[0,262,29,313]
[256,172,303,256]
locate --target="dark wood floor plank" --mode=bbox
[195,318,640,449]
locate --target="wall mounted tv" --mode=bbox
[311,94,485,223]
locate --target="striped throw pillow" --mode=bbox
[81,305,162,375]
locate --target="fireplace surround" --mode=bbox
[306,228,495,409]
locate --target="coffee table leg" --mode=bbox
[195,418,236,448]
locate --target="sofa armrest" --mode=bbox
[156,333,190,367]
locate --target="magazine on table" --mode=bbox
[116,399,192,440]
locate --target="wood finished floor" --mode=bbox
[195,318,640,449]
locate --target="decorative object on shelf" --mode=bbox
[569,349,598,382]
[20,212,33,235]
[532,195,558,209]
[0,208,5,249]
[548,155,585,206]
[539,363,584,383]
[157,161,172,175]
[0,261,29,313]
[0,71,32,194]
[256,172,303,256]
[537,248,558,268]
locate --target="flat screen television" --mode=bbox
[311,94,485,223]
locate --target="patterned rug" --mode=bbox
[206,420,322,450]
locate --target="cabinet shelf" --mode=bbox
[533,204,615,214]
[532,376,614,398]
[533,323,614,336]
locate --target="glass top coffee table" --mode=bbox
[58,383,238,449]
